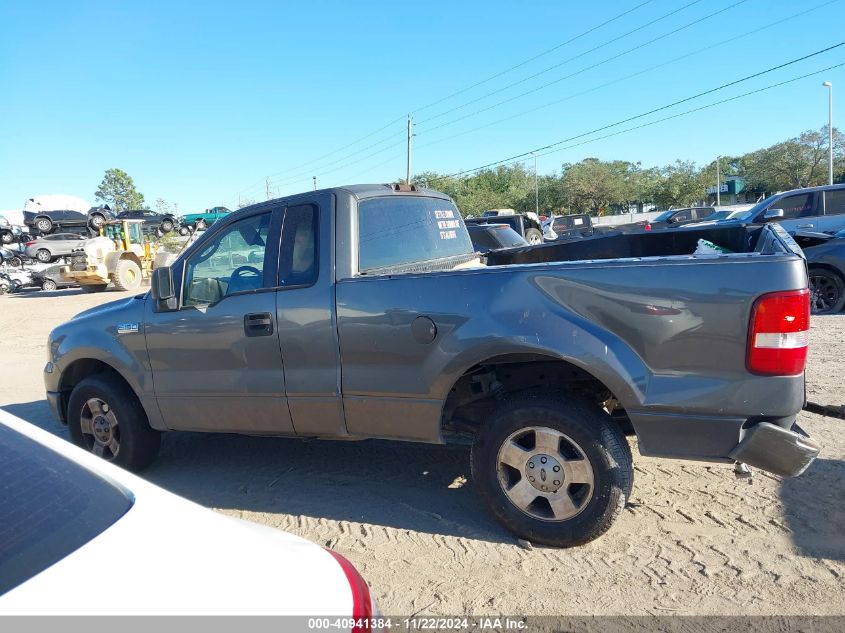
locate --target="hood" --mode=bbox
[72,294,147,322]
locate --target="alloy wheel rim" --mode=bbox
[79,397,120,460]
[810,276,838,312]
[496,426,594,522]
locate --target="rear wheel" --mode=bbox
[41,278,58,291]
[471,392,633,547]
[160,218,174,233]
[35,217,53,233]
[36,248,52,263]
[809,268,845,314]
[178,226,189,236]
[113,259,142,291]
[67,374,161,471]
[80,283,109,293]
[1,231,12,244]
[8,256,23,268]
[89,213,106,229]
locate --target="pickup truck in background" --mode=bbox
[44,184,820,547]
[465,212,544,245]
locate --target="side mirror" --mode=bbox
[151,266,177,311]
[764,208,784,220]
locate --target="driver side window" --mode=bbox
[183,212,272,306]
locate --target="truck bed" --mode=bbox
[485,224,795,266]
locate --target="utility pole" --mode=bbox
[407,115,413,185]
[533,152,539,215]
[313,176,317,191]
[823,81,833,185]
[716,156,721,206]
[265,177,271,201]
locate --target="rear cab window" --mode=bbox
[0,424,133,595]
[357,196,474,274]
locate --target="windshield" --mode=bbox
[704,211,731,221]
[735,194,779,221]
[653,211,675,222]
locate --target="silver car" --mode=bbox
[24,232,87,263]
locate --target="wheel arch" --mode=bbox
[439,351,635,440]
[56,358,159,429]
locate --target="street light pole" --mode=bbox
[823,81,833,185]
[533,152,539,215]
[716,156,721,206]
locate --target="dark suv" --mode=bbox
[116,210,180,235]
[23,206,114,236]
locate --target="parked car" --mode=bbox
[24,232,87,263]
[542,213,616,242]
[31,264,80,291]
[0,214,28,244]
[182,205,232,230]
[0,271,12,294]
[46,183,819,548]
[723,183,845,234]
[0,243,34,268]
[683,208,750,228]
[467,223,529,251]
[23,205,113,235]
[116,209,180,235]
[788,227,845,314]
[0,411,379,617]
[465,212,544,244]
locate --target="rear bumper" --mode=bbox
[729,422,820,478]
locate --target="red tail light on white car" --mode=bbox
[747,288,810,376]
[325,549,380,632]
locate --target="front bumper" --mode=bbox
[729,422,820,477]
[46,390,65,424]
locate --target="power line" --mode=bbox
[416,0,717,126]
[411,0,657,116]
[418,0,749,133]
[414,0,840,152]
[427,44,845,180]
[235,1,661,195]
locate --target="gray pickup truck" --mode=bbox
[45,183,820,547]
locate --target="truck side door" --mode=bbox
[273,192,346,436]
[144,207,295,434]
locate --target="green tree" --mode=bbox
[652,160,705,208]
[95,168,145,211]
[560,158,627,215]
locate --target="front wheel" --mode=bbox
[525,228,543,245]
[41,278,58,291]
[160,219,174,233]
[178,226,189,236]
[809,268,845,314]
[8,256,23,268]
[36,248,52,263]
[67,374,161,471]
[471,393,633,547]
[89,213,106,229]
[113,259,142,291]
[0,231,12,244]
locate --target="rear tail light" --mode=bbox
[747,288,810,375]
[25,241,36,247]
[326,549,378,632]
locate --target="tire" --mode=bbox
[154,228,164,238]
[1,231,12,244]
[113,259,142,291]
[8,256,23,268]
[35,217,53,233]
[178,226,189,236]
[80,283,109,293]
[195,219,206,230]
[525,228,543,245]
[471,392,633,547]
[0,281,9,295]
[809,268,845,315]
[89,213,106,229]
[36,248,52,263]
[67,374,161,471]
[161,219,174,233]
[41,278,58,291]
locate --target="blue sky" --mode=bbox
[1,0,843,213]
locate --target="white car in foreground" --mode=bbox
[0,410,379,620]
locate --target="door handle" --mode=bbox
[244,312,273,337]
[797,224,814,229]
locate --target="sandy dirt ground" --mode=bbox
[1,287,843,616]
